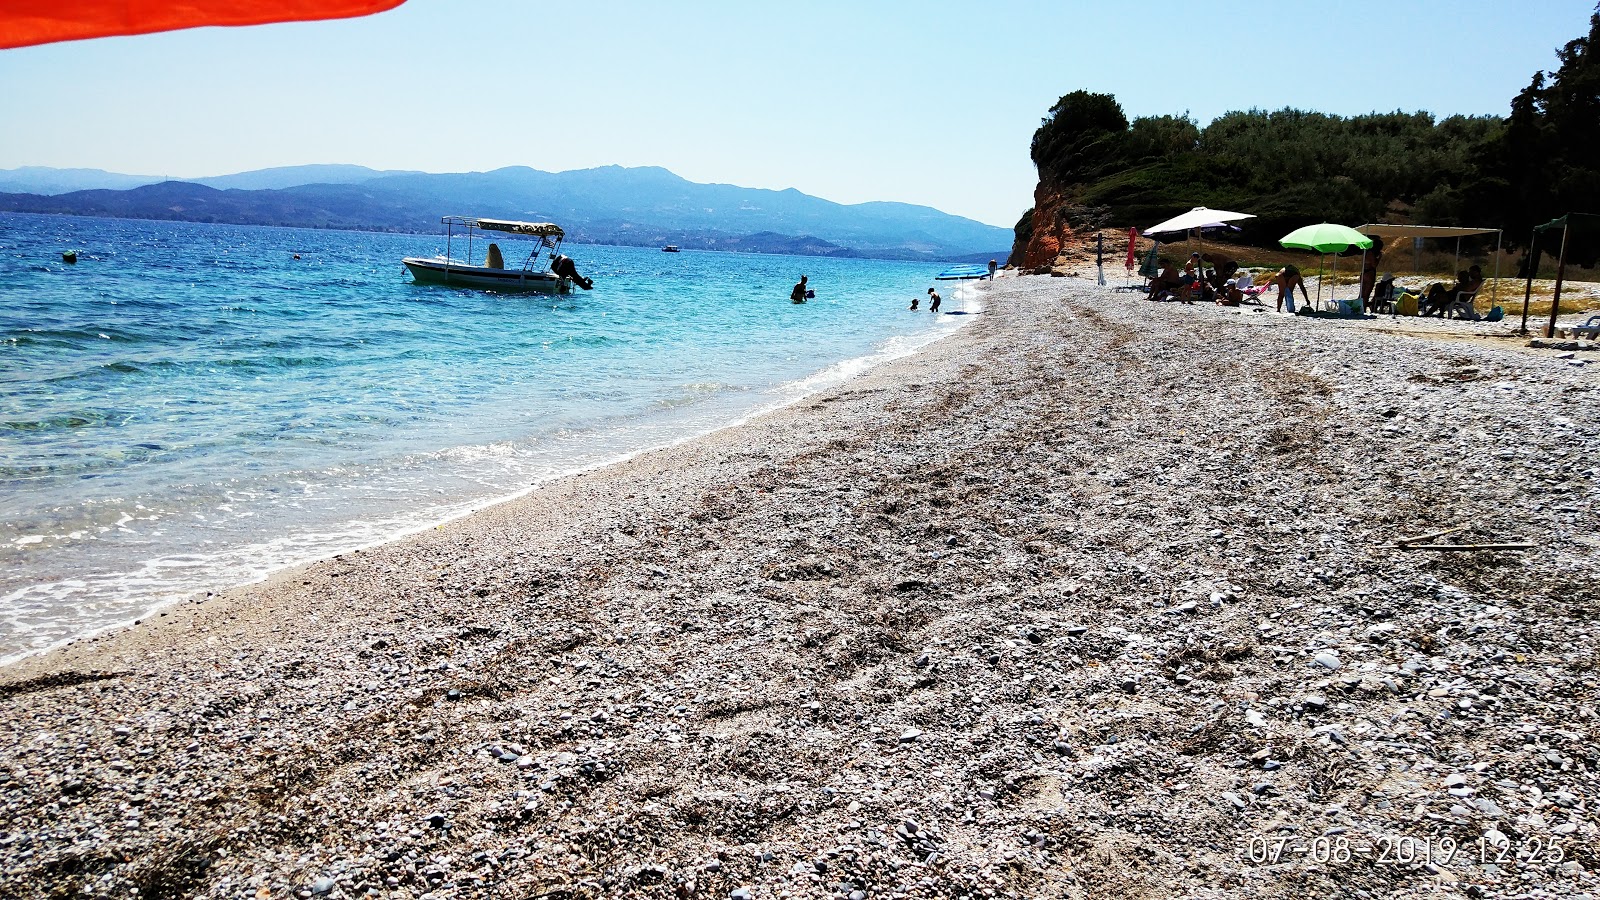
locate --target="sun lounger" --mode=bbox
[1571,315,1600,340]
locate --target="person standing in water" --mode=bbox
[927,287,941,312]
[790,275,808,304]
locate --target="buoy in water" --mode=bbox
[62,251,77,264]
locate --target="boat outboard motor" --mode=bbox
[551,254,593,290]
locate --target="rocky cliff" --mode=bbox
[1009,174,1112,272]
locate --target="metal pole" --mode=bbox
[1544,224,1571,339]
[1519,227,1537,335]
[1492,229,1502,306]
[1360,247,1368,308]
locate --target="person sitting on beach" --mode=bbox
[927,287,942,312]
[1422,267,1481,317]
[1148,258,1185,301]
[1370,273,1398,312]
[791,275,808,304]
[1448,265,1484,319]
[1218,279,1243,306]
[1265,265,1310,313]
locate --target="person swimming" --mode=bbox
[550,254,593,290]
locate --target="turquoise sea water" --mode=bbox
[0,213,981,662]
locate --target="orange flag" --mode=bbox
[2,1,407,50]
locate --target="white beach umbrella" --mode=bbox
[1144,207,1256,236]
[1143,208,1256,286]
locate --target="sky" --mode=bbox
[0,0,1594,227]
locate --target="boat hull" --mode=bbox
[403,257,571,294]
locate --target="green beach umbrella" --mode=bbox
[1280,223,1373,253]
[1279,223,1374,308]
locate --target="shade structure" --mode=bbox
[1357,223,1504,308]
[1144,207,1255,236]
[1,0,406,49]
[1280,223,1373,309]
[1280,223,1373,253]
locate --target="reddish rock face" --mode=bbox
[1016,175,1076,269]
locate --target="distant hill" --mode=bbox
[0,165,1012,261]
[190,164,426,191]
[0,166,163,195]
[0,164,420,195]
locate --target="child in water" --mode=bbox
[927,288,941,312]
[909,295,920,310]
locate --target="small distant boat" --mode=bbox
[61,251,78,264]
[662,245,680,253]
[403,216,591,294]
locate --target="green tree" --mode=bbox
[1030,91,1129,183]
[1490,5,1600,261]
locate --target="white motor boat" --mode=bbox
[403,216,592,293]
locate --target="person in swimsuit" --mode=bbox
[1201,252,1238,288]
[1148,258,1183,300]
[791,275,808,304]
[1266,265,1310,312]
[1358,236,1385,302]
[927,287,941,312]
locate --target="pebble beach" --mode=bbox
[2,275,1598,899]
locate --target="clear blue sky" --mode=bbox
[0,0,1593,227]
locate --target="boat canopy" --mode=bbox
[445,216,565,239]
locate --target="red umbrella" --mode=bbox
[1125,227,1137,272]
[2,1,405,49]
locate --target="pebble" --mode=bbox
[3,277,1596,899]
[1313,651,1341,671]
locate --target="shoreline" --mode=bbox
[2,276,1597,899]
[0,290,980,669]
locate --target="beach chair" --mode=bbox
[1447,289,1480,320]
[1570,315,1600,340]
[1117,242,1161,292]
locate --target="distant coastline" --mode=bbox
[0,164,1013,264]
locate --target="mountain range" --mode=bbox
[0,165,1012,261]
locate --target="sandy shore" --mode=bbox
[3,276,1598,899]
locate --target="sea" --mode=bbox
[0,212,984,663]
